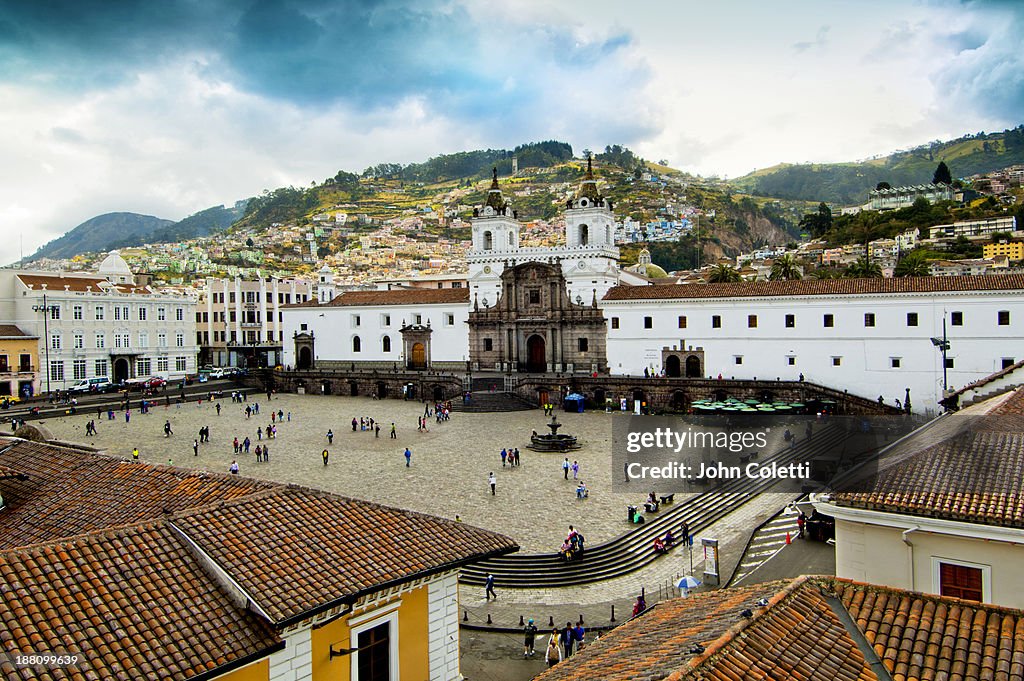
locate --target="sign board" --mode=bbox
[702,537,720,586]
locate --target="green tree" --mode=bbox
[893,250,930,277]
[844,257,883,278]
[769,254,803,280]
[798,202,833,237]
[706,264,742,283]
[875,181,891,190]
[933,161,952,185]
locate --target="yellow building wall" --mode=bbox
[214,658,268,681]
[0,337,39,397]
[310,583,431,681]
[984,242,1024,259]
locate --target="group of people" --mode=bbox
[539,622,586,666]
[430,401,453,422]
[559,526,585,561]
[351,416,384,438]
[500,447,521,467]
[561,458,581,480]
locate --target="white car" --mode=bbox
[209,368,229,379]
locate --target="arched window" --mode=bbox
[483,231,493,250]
[508,231,514,246]
[606,225,612,243]
[382,335,391,353]
[579,224,589,246]
[352,336,361,353]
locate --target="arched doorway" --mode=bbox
[297,346,312,370]
[321,380,332,395]
[113,358,130,384]
[594,388,606,408]
[409,342,426,370]
[526,334,546,372]
[665,355,681,378]
[432,385,445,401]
[536,388,549,408]
[685,355,702,378]
[632,389,645,405]
[670,390,689,412]
[376,382,387,399]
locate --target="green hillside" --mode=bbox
[733,125,1024,204]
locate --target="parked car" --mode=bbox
[209,368,229,379]
[69,377,114,394]
[140,376,167,390]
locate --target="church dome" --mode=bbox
[98,250,133,283]
[626,249,668,278]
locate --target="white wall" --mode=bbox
[427,572,460,681]
[602,290,1024,412]
[282,302,470,367]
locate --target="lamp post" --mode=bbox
[930,314,950,393]
[31,294,59,395]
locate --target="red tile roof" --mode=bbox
[16,274,113,293]
[535,576,1024,681]
[0,463,27,480]
[174,486,519,624]
[0,325,33,339]
[0,440,274,549]
[601,274,1024,302]
[323,288,471,307]
[0,522,282,681]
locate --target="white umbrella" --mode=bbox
[677,575,702,590]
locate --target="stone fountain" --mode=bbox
[528,415,580,452]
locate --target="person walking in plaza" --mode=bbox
[243,436,251,454]
[375,424,380,438]
[352,417,358,432]
[322,449,329,466]
[571,460,579,479]
[573,622,585,653]
[484,573,497,600]
[326,429,333,444]
[390,422,397,439]
[488,472,496,495]
[562,457,570,480]
[562,622,575,658]
[262,443,269,461]
[132,447,139,463]
[215,402,221,416]
[500,448,507,468]
[193,439,199,457]
[164,420,173,437]
[513,448,520,466]
[229,460,239,475]
[545,631,562,667]
[233,437,239,453]
[255,444,262,462]
[523,619,538,657]
[404,447,412,467]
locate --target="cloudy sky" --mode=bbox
[1,0,1021,264]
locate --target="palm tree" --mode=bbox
[706,264,741,283]
[809,267,841,280]
[769,254,803,281]
[894,251,931,277]
[844,257,883,279]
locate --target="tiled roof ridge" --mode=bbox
[952,362,1024,398]
[667,576,814,679]
[828,575,1024,618]
[0,516,171,555]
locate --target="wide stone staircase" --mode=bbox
[449,391,536,413]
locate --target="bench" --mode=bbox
[659,494,675,505]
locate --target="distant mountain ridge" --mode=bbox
[25,203,246,264]
[732,125,1024,204]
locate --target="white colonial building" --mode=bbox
[281,288,471,371]
[600,275,1024,411]
[0,252,199,390]
[467,162,620,308]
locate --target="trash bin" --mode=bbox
[627,505,637,522]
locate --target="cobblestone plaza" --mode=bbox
[44,393,667,553]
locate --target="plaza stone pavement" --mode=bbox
[43,393,660,553]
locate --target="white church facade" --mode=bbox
[280,164,1024,413]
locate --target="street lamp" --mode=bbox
[930,314,951,393]
[31,294,59,395]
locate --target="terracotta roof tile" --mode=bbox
[173,487,519,624]
[601,274,1024,302]
[324,288,470,307]
[535,577,1024,681]
[0,522,282,681]
[0,440,273,549]
[0,325,33,339]
[17,274,114,293]
[0,463,27,480]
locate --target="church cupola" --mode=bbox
[316,264,336,303]
[470,168,520,252]
[565,157,615,248]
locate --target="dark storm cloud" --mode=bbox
[0,0,641,114]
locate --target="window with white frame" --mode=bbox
[382,314,391,327]
[138,332,148,348]
[349,607,399,681]
[72,359,87,380]
[175,332,184,347]
[50,306,60,320]
[49,360,64,382]
[352,314,361,327]
[933,557,989,603]
[175,308,184,321]
[95,334,105,349]
[446,313,455,326]
[50,334,60,350]
[157,356,169,372]
[114,307,122,321]
[94,359,108,377]
[136,358,151,376]
[95,305,104,320]
[73,305,83,320]
[158,333,167,347]
[138,307,147,321]
[175,356,187,372]
[73,333,83,349]
[158,307,166,321]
